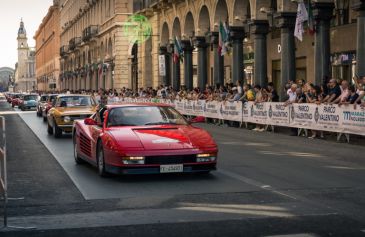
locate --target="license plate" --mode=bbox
[160,164,183,173]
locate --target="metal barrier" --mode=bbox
[0,116,8,227]
[0,116,35,230]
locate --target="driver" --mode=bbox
[109,109,125,126]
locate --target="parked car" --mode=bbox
[37,95,49,116]
[72,103,218,177]
[42,94,58,122]
[47,94,97,138]
[19,94,40,111]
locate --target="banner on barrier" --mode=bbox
[119,98,365,136]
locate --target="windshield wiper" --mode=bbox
[144,122,177,125]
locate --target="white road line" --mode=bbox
[217,169,298,200]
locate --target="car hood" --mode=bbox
[108,125,216,150]
[55,107,95,115]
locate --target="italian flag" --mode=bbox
[173,36,183,64]
[218,21,228,56]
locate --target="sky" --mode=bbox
[0,0,53,69]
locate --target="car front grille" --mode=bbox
[145,154,197,165]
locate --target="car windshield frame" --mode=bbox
[56,95,95,108]
[40,95,48,102]
[23,95,38,101]
[107,106,189,127]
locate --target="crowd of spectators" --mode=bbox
[45,76,365,109]
[37,76,365,137]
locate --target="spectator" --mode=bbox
[339,85,359,106]
[331,80,349,104]
[284,84,297,106]
[239,84,255,102]
[266,82,279,102]
[322,79,341,103]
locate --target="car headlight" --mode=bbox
[122,156,145,165]
[63,116,71,123]
[196,153,217,162]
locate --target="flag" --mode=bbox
[173,36,183,64]
[294,2,309,41]
[98,63,103,79]
[218,21,228,56]
[307,0,315,35]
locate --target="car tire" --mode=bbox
[97,141,108,177]
[73,134,84,164]
[20,106,24,111]
[53,123,62,138]
[11,104,14,108]
[47,121,53,135]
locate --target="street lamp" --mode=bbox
[335,0,349,25]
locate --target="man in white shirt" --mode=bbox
[285,84,298,105]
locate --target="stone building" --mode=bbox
[0,67,14,91]
[132,0,365,101]
[14,20,36,92]
[34,0,61,92]
[59,0,133,91]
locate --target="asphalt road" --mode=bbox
[1,102,365,237]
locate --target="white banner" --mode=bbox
[119,98,365,136]
[158,55,166,76]
[267,103,290,126]
[219,101,242,122]
[248,102,268,124]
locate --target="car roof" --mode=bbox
[106,102,171,110]
[57,94,91,98]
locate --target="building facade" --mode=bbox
[0,67,14,91]
[34,0,61,92]
[14,20,36,92]
[132,0,365,101]
[59,0,133,91]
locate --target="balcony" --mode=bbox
[69,37,82,51]
[82,25,99,42]
[60,45,69,57]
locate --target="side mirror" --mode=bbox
[84,118,97,126]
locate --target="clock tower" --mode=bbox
[17,19,29,80]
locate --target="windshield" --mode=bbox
[107,106,188,127]
[40,95,48,102]
[57,96,94,107]
[24,95,38,101]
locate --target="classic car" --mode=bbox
[72,103,218,177]
[19,94,39,111]
[47,94,97,138]
[37,94,49,116]
[11,93,23,107]
[42,94,58,121]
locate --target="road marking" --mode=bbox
[324,165,365,170]
[265,234,318,237]
[217,169,297,200]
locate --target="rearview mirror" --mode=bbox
[189,116,206,124]
[84,118,97,125]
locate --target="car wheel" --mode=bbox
[47,121,53,135]
[97,142,108,177]
[73,134,84,164]
[20,106,24,111]
[11,104,14,108]
[53,123,62,138]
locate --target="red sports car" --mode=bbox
[72,103,218,176]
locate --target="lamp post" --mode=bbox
[335,0,350,25]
